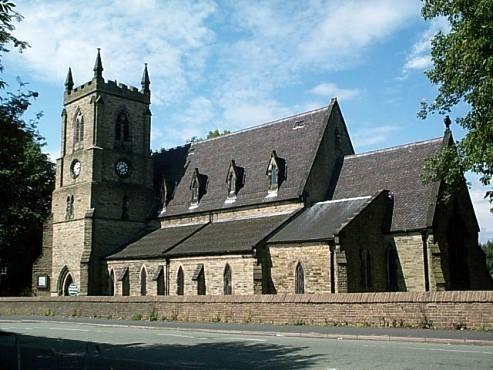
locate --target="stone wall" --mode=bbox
[32,216,53,296]
[1,291,492,330]
[168,255,257,296]
[391,233,426,292]
[107,259,164,296]
[269,243,331,294]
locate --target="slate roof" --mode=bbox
[268,196,373,243]
[155,103,335,217]
[165,214,292,257]
[332,137,445,232]
[107,224,205,260]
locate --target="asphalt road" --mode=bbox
[0,317,492,369]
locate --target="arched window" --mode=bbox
[176,266,184,296]
[122,270,130,296]
[157,267,165,296]
[65,196,71,220]
[224,264,232,295]
[109,269,115,296]
[197,267,206,296]
[360,249,372,292]
[386,245,398,291]
[73,110,84,146]
[140,266,147,296]
[65,195,74,220]
[295,262,304,294]
[115,111,130,143]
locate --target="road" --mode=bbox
[0,317,492,369]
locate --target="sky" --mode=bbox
[4,0,492,242]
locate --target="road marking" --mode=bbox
[221,337,266,342]
[410,347,493,355]
[156,333,196,339]
[48,327,89,332]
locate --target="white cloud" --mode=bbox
[11,1,422,148]
[403,17,449,74]
[310,83,360,101]
[469,176,493,243]
[351,125,398,149]
[11,0,216,105]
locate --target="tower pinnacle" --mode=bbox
[141,63,150,95]
[444,115,452,132]
[93,48,103,80]
[65,67,74,92]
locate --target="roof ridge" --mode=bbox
[315,195,372,205]
[345,137,443,159]
[192,104,331,145]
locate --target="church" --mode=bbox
[32,50,492,297]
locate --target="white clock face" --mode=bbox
[115,160,130,177]
[71,160,81,178]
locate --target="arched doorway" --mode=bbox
[63,274,73,296]
[57,266,74,296]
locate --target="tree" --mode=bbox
[419,0,493,209]
[481,240,493,275]
[0,1,55,295]
[187,129,231,143]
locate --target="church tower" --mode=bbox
[48,50,155,295]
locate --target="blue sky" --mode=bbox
[4,0,492,241]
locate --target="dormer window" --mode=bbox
[266,151,285,196]
[190,168,207,208]
[191,177,199,205]
[269,163,278,191]
[225,160,244,203]
[228,172,236,196]
[158,177,168,214]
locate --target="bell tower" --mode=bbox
[49,49,155,296]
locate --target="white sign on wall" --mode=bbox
[68,283,78,296]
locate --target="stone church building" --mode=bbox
[32,51,492,297]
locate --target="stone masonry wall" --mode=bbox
[269,243,331,294]
[107,259,164,296]
[391,234,426,292]
[32,216,53,296]
[168,255,256,296]
[1,291,492,330]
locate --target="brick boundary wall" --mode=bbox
[1,291,492,330]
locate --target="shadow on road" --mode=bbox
[0,330,323,369]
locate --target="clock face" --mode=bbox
[71,160,81,178]
[115,160,130,177]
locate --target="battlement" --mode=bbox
[64,77,150,105]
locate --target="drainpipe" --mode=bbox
[165,258,170,296]
[328,240,336,293]
[421,229,430,292]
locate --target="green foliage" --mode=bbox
[0,0,28,87]
[149,309,158,321]
[131,313,142,321]
[419,0,493,209]
[0,1,55,295]
[187,129,231,143]
[480,240,493,275]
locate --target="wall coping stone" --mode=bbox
[2,291,493,304]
